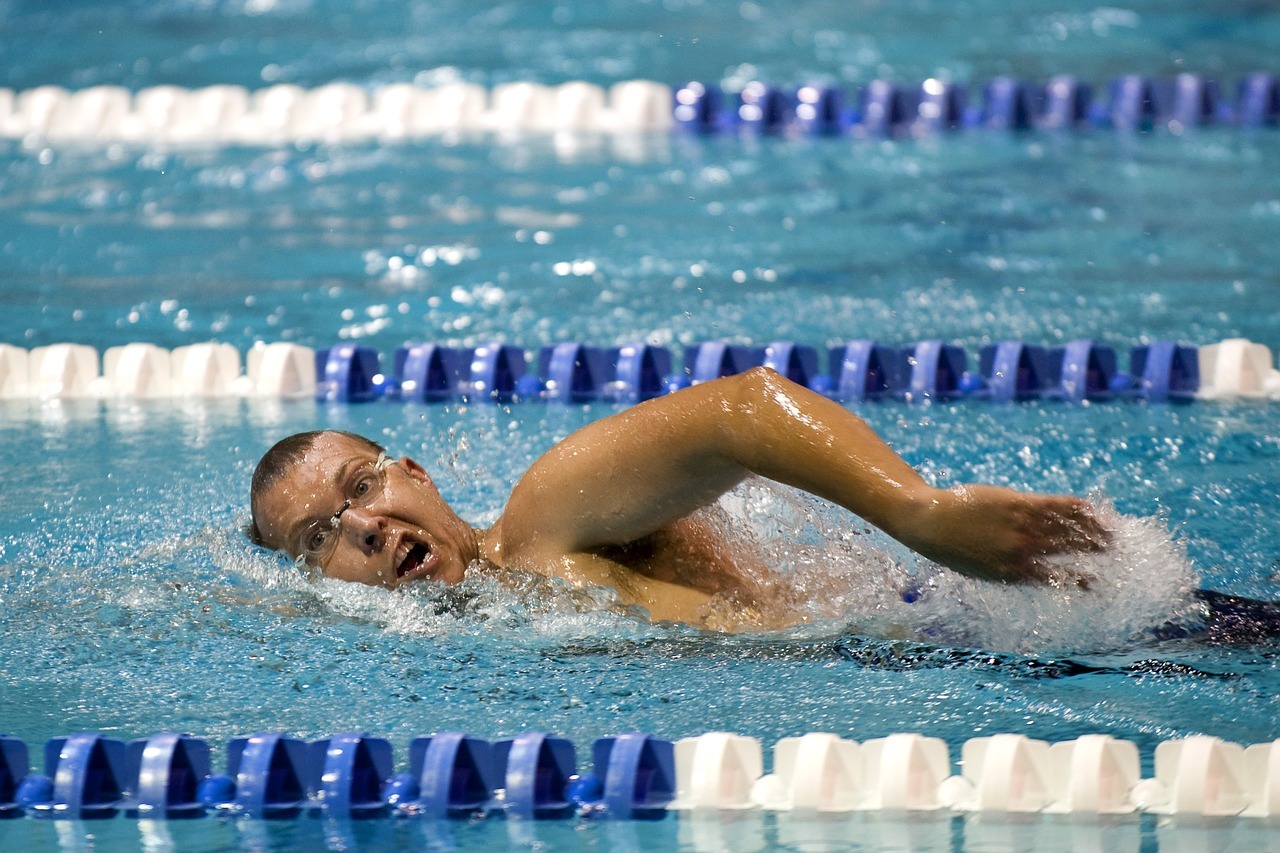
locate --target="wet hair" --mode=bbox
[246,429,386,548]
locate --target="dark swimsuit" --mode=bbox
[835,588,1280,679]
[1153,589,1280,645]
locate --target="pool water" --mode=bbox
[3,1,1280,850]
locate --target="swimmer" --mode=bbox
[248,368,1110,630]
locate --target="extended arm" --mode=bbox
[495,367,1106,584]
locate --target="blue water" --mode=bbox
[3,1,1280,850]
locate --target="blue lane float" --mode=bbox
[607,343,672,403]
[1040,75,1095,130]
[128,732,212,819]
[1239,72,1280,127]
[978,341,1053,402]
[914,79,970,133]
[855,80,915,136]
[762,341,821,389]
[1164,73,1224,128]
[17,733,129,818]
[899,339,969,402]
[732,81,793,133]
[684,341,765,386]
[982,77,1037,131]
[308,732,394,818]
[462,343,528,403]
[1131,341,1199,402]
[0,735,28,818]
[583,732,677,819]
[827,340,900,401]
[494,732,577,819]
[793,85,846,135]
[328,339,530,404]
[1108,75,1161,130]
[337,337,1219,405]
[217,733,310,818]
[537,343,609,403]
[1047,340,1120,403]
[388,342,472,402]
[400,732,498,817]
[316,343,383,403]
[672,81,722,132]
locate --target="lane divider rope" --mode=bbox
[1,730,1276,820]
[1,73,1277,146]
[1,337,1276,404]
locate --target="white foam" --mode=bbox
[211,528,667,645]
[694,481,1202,653]
[912,497,1202,653]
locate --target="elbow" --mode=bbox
[718,366,789,428]
[716,366,807,464]
[727,364,829,422]
[727,365,788,404]
[739,364,785,386]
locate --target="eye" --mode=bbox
[303,525,333,554]
[350,469,380,502]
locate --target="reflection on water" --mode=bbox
[11,808,1279,853]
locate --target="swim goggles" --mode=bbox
[295,453,392,569]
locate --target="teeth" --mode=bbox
[396,540,428,579]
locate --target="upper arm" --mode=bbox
[496,377,751,555]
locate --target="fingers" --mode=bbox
[929,486,1111,589]
[972,496,1106,588]
[1029,496,1111,554]
[1062,498,1111,547]
[1021,553,1097,590]
[1012,497,1109,589]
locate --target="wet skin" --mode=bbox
[253,368,1110,628]
[253,435,479,587]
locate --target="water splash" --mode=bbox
[206,478,1205,656]
[691,479,1204,654]
[209,525,666,647]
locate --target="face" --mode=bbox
[254,433,477,588]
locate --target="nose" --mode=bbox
[340,506,386,554]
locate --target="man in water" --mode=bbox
[249,368,1109,629]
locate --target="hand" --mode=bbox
[903,484,1110,587]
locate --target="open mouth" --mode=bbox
[396,542,431,579]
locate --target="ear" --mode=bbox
[398,456,440,493]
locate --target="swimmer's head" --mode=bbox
[249,430,478,587]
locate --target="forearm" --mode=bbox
[712,367,937,544]
[713,369,1107,584]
